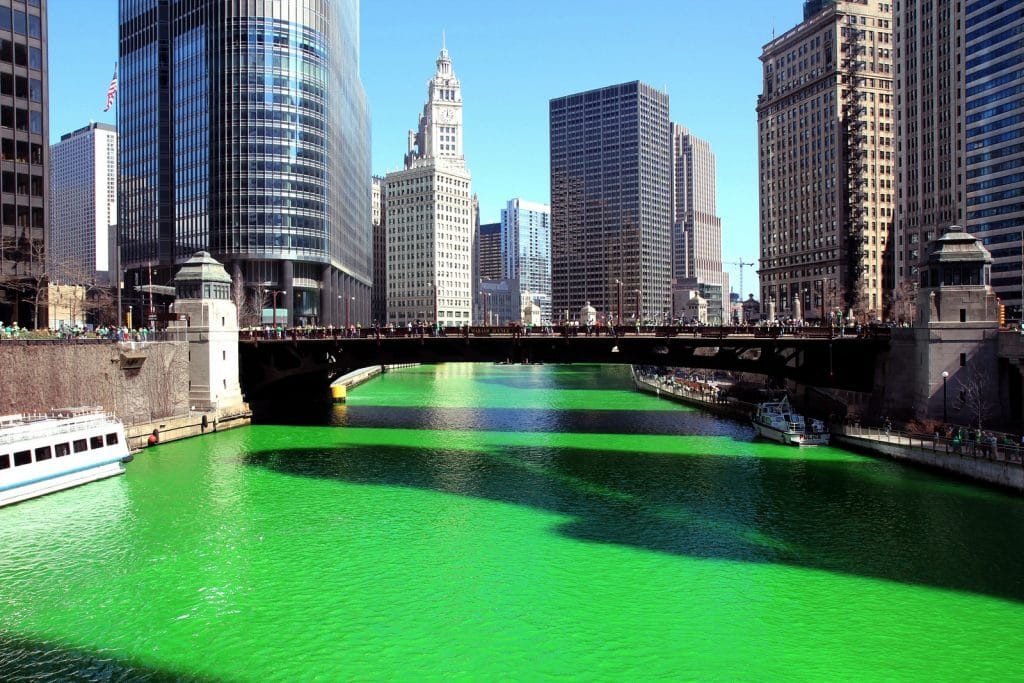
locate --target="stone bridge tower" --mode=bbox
[171,252,244,412]
[879,226,1001,424]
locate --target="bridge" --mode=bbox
[237,325,890,402]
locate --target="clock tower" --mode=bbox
[406,42,464,169]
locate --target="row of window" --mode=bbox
[0,432,119,471]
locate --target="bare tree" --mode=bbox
[955,365,998,430]
[886,280,917,325]
[231,271,262,328]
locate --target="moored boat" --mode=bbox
[751,395,830,446]
[0,407,132,507]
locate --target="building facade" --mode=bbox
[371,175,385,325]
[758,0,894,323]
[478,221,501,281]
[501,198,551,323]
[550,81,672,323]
[118,0,370,327]
[49,122,117,287]
[671,123,727,323]
[384,45,473,327]
[0,0,47,326]
[893,0,964,322]
[964,1,1024,321]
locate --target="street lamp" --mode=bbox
[615,278,623,324]
[345,295,355,329]
[941,370,949,424]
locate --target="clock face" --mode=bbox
[439,106,456,123]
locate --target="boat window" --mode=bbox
[73,439,87,453]
[0,454,9,469]
[55,443,70,457]
[105,433,119,446]
[90,435,104,450]
[34,446,51,462]
[13,450,30,466]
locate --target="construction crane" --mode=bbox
[729,259,756,324]
[729,258,755,299]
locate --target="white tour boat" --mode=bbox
[0,407,132,507]
[751,395,830,446]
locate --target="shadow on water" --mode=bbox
[0,633,216,682]
[245,441,1024,604]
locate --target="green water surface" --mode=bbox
[1,364,1024,681]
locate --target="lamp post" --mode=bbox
[615,278,623,324]
[345,295,354,329]
[942,370,949,424]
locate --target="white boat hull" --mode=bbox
[753,421,830,446]
[0,460,125,507]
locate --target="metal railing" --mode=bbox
[840,423,1024,466]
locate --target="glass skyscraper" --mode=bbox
[0,0,47,327]
[118,0,370,326]
[964,0,1024,319]
[550,81,672,323]
[501,198,551,323]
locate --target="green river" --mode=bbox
[2,364,1024,680]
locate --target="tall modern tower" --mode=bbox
[117,0,371,327]
[758,0,894,323]
[550,81,672,323]
[501,198,551,322]
[964,2,1024,320]
[49,122,117,286]
[0,0,47,326]
[478,221,501,281]
[893,0,964,321]
[384,45,473,327]
[671,123,727,322]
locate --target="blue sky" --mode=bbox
[48,0,803,297]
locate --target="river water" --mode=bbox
[2,363,1024,680]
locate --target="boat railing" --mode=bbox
[0,409,120,448]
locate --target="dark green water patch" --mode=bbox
[244,435,1024,604]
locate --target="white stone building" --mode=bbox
[49,122,117,285]
[384,45,473,327]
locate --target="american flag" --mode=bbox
[103,68,117,112]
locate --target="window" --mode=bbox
[960,352,967,367]
[55,443,70,457]
[13,450,31,466]
[0,454,9,469]
[34,446,51,462]
[90,435,104,450]
[73,439,87,453]
[105,433,119,446]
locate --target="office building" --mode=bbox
[0,0,47,326]
[371,175,385,325]
[479,221,501,281]
[501,198,551,322]
[118,0,370,326]
[893,0,964,322]
[671,123,727,323]
[550,81,672,323]
[758,0,894,322]
[964,1,1024,320]
[384,44,473,326]
[49,122,117,287]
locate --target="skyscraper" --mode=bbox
[117,0,370,326]
[893,0,964,321]
[758,0,894,323]
[371,175,385,325]
[964,1,1024,320]
[0,0,47,326]
[671,123,727,322]
[384,45,473,327]
[49,123,117,287]
[478,221,501,281]
[501,198,551,322]
[550,81,672,323]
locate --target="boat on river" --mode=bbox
[0,407,132,507]
[751,395,830,446]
